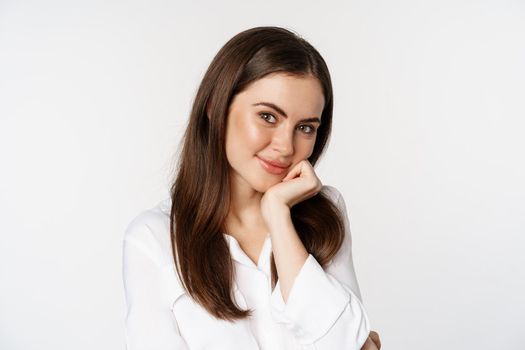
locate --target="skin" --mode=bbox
[221,72,324,267]
[218,71,381,349]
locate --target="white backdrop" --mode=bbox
[1,0,524,349]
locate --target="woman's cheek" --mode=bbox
[246,121,271,146]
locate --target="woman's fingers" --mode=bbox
[360,336,379,350]
[369,330,381,349]
[282,161,303,182]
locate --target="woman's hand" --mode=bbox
[361,331,381,350]
[260,159,322,215]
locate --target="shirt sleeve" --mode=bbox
[122,215,189,350]
[268,186,371,349]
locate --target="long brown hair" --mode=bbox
[170,26,346,322]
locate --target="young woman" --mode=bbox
[122,26,381,350]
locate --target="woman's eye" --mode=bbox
[259,112,316,135]
[259,112,277,123]
[298,124,317,134]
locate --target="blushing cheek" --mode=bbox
[297,140,316,160]
[231,114,251,149]
[243,118,270,150]
[308,140,316,157]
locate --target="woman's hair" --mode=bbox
[169,26,346,322]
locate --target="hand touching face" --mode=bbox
[224,72,325,194]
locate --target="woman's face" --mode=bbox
[224,72,325,193]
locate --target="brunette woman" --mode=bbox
[123,26,381,350]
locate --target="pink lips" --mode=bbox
[257,156,290,175]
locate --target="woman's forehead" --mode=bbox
[235,73,325,118]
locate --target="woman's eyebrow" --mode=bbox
[252,101,321,124]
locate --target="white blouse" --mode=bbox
[122,185,371,350]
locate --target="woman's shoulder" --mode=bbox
[122,196,187,303]
[320,184,344,206]
[320,184,350,226]
[123,196,173,267]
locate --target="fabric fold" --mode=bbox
[269,254,355,345]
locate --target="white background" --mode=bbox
[1,0,524,349]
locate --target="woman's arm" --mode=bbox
[263,182,372,349]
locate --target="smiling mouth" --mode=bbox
[256,156,289,175]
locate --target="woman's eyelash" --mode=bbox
[298,124,317,134]
[259,112,277,123]
[258,112,317,134]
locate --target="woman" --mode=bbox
[122,26,381,349]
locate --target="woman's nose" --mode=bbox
[271,127,294,157]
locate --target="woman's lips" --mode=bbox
[257,156,289,175]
